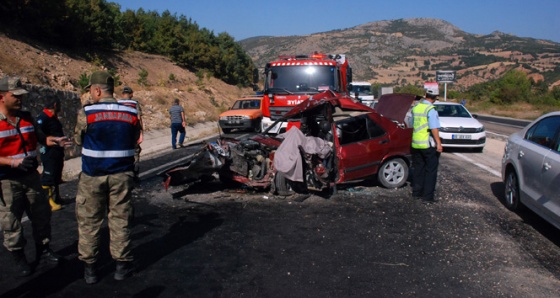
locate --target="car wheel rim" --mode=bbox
[383,161,404,185]
[505,172,517,206]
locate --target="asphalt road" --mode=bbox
[1,132,560,297]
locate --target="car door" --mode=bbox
[519,116,560,212]
[335,114,389,182]
[538,121,560,225]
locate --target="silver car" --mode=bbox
[501,111,560,229]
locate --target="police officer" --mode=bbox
[74,71,141,284]
[410,87,443,203]
[118,86,143,182]
[37,95,66,211]
[0,76,66,277]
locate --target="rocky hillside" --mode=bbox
[0,34,252,131]
[240,18,560,89]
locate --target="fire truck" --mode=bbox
[258,52,352,133]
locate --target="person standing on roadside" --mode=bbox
[0,76,66,277]
[37,95,66,211]
[119,86,143,182]
[74,71,141,284]
[410,88,443,204]
[169,98,186,149]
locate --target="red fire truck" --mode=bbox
[258,52,352,133]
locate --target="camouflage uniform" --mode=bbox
[0,113,51,251]
[0,167,52,251]
[74,97,140,264]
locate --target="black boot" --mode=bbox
[10,250,32,277]
[84,263,98,285]
[114,261,134,281]
[36,244,62,264]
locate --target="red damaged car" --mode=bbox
[161,91,415,194]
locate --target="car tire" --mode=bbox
[222,128,232,134]
[273,172,293,196]
[253,121,262,133]
[377,158,408,189]
[504,170,523,211]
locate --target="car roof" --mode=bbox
[433,101,461,105]
[237,96,262,100]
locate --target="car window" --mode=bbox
[232,101,242,110]
[434,104,471,118]
[525,116,560,150]
[336,114,385,145]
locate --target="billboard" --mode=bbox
[436,70,456,83]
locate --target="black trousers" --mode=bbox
[40,149,64,186]
[411,147,439,200]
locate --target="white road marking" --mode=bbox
[486,131,509,139]
[453,152,501,177]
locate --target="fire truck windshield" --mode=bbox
[265,65,336,94]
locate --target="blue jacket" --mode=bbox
[81,102,139,176]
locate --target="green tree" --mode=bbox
[490,70,531,104]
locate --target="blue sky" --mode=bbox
[112,0,560,43]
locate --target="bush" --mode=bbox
[138,68,148,86]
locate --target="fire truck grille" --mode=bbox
[269,107,294,121]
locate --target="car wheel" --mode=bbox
[222,128,231,134]
[504,170,522,211]
[253,121,262,133]
[273,172,293,196]
[377,158,408,189]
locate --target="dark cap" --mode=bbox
[85,71,114,90]
[0,76,28,95]
[122,86,133,94]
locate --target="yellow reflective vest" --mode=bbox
[411,102,434,149]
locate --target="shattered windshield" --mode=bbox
[265,65,336,94]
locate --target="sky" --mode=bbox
[112,0,560,43]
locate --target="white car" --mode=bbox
[433,102,486,152]
[502,112,560,229]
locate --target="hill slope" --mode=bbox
[240,18,560,89]
[0,33,251,131]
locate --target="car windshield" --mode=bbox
[265,65,336,93]
[434,104,471,118]
[351,85,372,96]
[232,100,261,110]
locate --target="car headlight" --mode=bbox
[475,126,485,133]
[219,116,228,120]
[241,115,250,120]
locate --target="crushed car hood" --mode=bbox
[283,90,374,119]
[374,93,417,123]
[283,91,416,124]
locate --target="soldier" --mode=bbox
[0,76,67,277]
[37,95,66,211]
[74,71,141,284]
[118,86,143,182]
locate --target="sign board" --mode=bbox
[436,70,456,83]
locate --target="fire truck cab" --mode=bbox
[259,53,351,134]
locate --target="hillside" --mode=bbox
[0,33,252,131]
[240,18,560,90]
